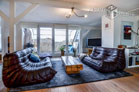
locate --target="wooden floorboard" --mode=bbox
[0,68,139,92]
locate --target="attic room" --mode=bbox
[0,0,139,92]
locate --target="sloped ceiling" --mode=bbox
[21,5,103,26]
[0,0,139,27]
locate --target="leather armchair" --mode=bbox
[82,47,126,72]
[2,48,56,88]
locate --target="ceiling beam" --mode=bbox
[9,0,16,52]
[15,0,75,8]
[129,7,139,12]
[15,0,90,11]
[15,3,39,23]
[0,10,10,22]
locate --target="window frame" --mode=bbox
[22,24,80,56]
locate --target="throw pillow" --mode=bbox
[32,52,40,58]
[29,54,40,62]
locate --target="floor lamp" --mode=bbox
[131,28,139,48]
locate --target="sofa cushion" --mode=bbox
[90,53,105,60]
[90,47,105,60]
[103,56,117,62]
[83,56,102,67]
[39,52,52,59]
[29,54,40,62]
[103,49,118,62]
[79,53,88,61]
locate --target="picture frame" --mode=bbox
[123,25,132,40]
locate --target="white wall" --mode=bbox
[114,16,139,47]
[16,22,23,51]
[1,19,9,55]
[1,21,27,52]
[102,15,139,48]
[82,29,101,52]
[101,15,114,48]
[0,17,1,52]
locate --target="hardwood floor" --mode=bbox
[0,67,139,92]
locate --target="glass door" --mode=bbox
[30,28,37,50]
[68,29,80,55]
[54,28,66,53]
[28,25,81,56]
[40,27,52,53]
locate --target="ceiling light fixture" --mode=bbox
[66,7,88,18]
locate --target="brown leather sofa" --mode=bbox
[82,47,126,72]
[2,48,57,88]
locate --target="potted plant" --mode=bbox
[59,45,65,56]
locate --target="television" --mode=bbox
[87,38,101,47]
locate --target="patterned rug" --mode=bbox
[9,58,132,92]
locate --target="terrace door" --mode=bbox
[40,27,52,53]
[68,28,80,55]
[30,28,37,50]
[54,27,66,54]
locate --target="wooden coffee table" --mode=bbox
[61,56,83,74]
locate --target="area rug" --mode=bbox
[10,58,132,92]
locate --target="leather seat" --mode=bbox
[2,48,57,88]
[82,47,125,72]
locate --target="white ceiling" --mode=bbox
[21,5,103,26]
[0,0,139,27]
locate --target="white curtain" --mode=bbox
[24,28,33,48]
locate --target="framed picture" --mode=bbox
[123,25,132,40]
